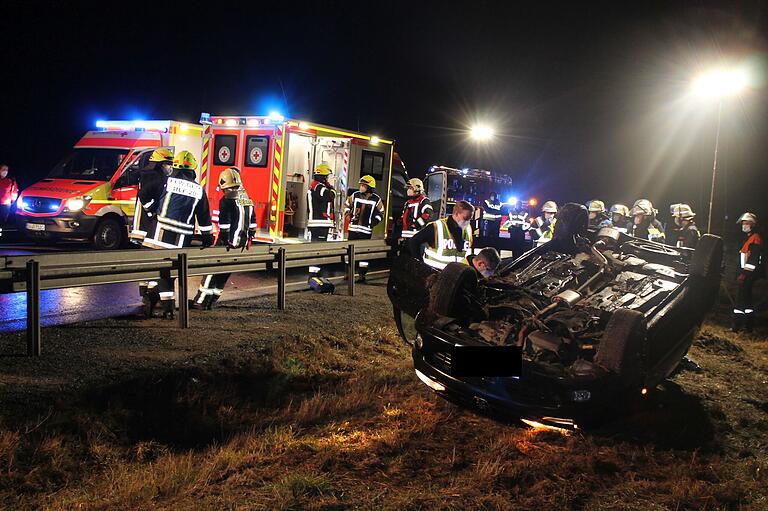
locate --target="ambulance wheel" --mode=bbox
[92,217,124,250]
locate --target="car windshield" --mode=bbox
[48,148,130,181]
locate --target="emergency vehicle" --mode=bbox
[199,113,395,243]
[16,120,204,249]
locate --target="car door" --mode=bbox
[111,149,158,217]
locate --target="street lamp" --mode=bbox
[470,124,495,141]
[691,67,749,233]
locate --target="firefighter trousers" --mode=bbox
[192,273,230,309]
[481,219,500,238]
[735,273,757,330]
[309,226,331,242]
[348,231,371,281]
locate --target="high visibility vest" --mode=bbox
[423,218,472,270]
[534,217,556,245]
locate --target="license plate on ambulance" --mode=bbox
[26,223,45,231]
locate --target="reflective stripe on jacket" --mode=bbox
[423,218,472,270]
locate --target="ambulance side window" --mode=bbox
[244,136,270,168]
[114,151,150,188]
[214,135,237,166]
[361,150,385,182]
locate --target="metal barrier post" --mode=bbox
[347,243,355,296]
[26,260,41,357]
[177,253,189,328]
[277,247,286,310]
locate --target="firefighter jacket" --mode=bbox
[629,218,665,243]
[142,169,212,249]
[0,176,18,206]
[410,216,472,270]
[669,223,700,249]
[482,199,503,221]
[345,189,384,236]
[401,194,433,238]
[217,188,257,248]
[130,166,166,242]
[307,179,335,228]
[739,231,764,278]
[588,213,612,232]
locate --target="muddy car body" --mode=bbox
[389,206,722,428]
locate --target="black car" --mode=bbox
[388,204,722,429]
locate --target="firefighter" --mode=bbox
[481,192,503,239]
[503,200,531,257]
[142,150,214,319]
[130,148,173,245]
[468,246,501,278]
[733,212,763,332]
[587,200,612,232]
[306,163,336,242]
[531,200,558,245]
[668,203,700,249]
[345,175,384,283]
[609,204,631,233]
[0,163,19,226]
[409,200,474,270]
[629,199,665,243]
[191,167,257,310]
[400,178,433,239]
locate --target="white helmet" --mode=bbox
[670,203,695,219]
[541,200,558,213]
[587,200,606,213]
[630,199,655,217]
[407,178,424,194]
[737,212,758,225]
[610,204,630,217]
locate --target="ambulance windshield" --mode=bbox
[48,148,129,181]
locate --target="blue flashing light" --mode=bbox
[49,202,59,211]
[462,168,469,175]
[95,120,107,129]
[17,199,27,210]
[268,111,285,122]
[199,112,212,125]
[507,196,519,205]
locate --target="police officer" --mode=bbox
[345,175,385,283]
[586,200,612,232]
[481,192,503,239]
[609,204,631,233]
[531,200,557,246]
[733,212,763,332]
[409,200,474,270]
[307,163,336,242]
[142,150,214,319]
[400,178,433,239]
[191,167,256,310]
[668,203,700,249]
[629,199,665,243]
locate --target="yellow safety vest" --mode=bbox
[423,218,472,270]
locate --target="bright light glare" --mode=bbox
[370,136,380,145]
[268,111,285,122]
[246,118,260,127]
[470,125,494,141]
[507,196,518,205]
[298,121,310,130]
[692,68,749,98]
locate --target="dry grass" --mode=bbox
[0,287,767,510]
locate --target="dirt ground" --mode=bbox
[0,277,767,510]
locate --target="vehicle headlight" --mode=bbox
[65,196,91,212]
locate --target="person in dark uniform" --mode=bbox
[667,203,700,249]
[629,199,665,243]
[733,212,763,332]
[481,192,503,239]
[306,163,336,242]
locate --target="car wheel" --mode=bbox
[689,234,723,280]
[596,308,646,386]
[92,217,124,250]
[428,262,478,318]
[393,306,419,347]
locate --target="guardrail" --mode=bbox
[0,240,392,356]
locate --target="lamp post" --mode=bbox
[691,67,748,233]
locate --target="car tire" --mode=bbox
[428,262,478,318]
[688,234,723,280]
[596,308,646,386]
[393,306,419,347]
[92,217,124,250]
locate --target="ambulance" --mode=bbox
[16,120,203,249]
[199,113,396,243]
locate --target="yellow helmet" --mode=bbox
[314,163,332,176]
[407,178,424,194]
[172,150,197,170]
[359,175,376,189]
[219,167,243,190]
[148,147,174,163]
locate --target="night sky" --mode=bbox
[2,1,766,233]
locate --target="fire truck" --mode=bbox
[16,120,204,249]
[16,115,398,248]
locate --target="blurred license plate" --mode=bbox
[26,223,45,231]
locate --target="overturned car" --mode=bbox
[388,203,722,428]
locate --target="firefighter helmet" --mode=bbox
[610,204,630,217]
[630,199,654,217]
[737,212,758,225]
[359,175,376,189]
[172,150,197,171]
[407,178,424,194]
[314,163,332,176]
[670,203,695,219]
[587,200,606,213]
[148,147,174,163]
[219,167,243,190]
[541,200,558,213]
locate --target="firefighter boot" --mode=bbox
[744,311,755,333]
[206,294,221,310]
[356,261,369,284]
[189,291,209,310]
[731,311,743,333]
[143,290,160,318]
[161,300,175,320]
